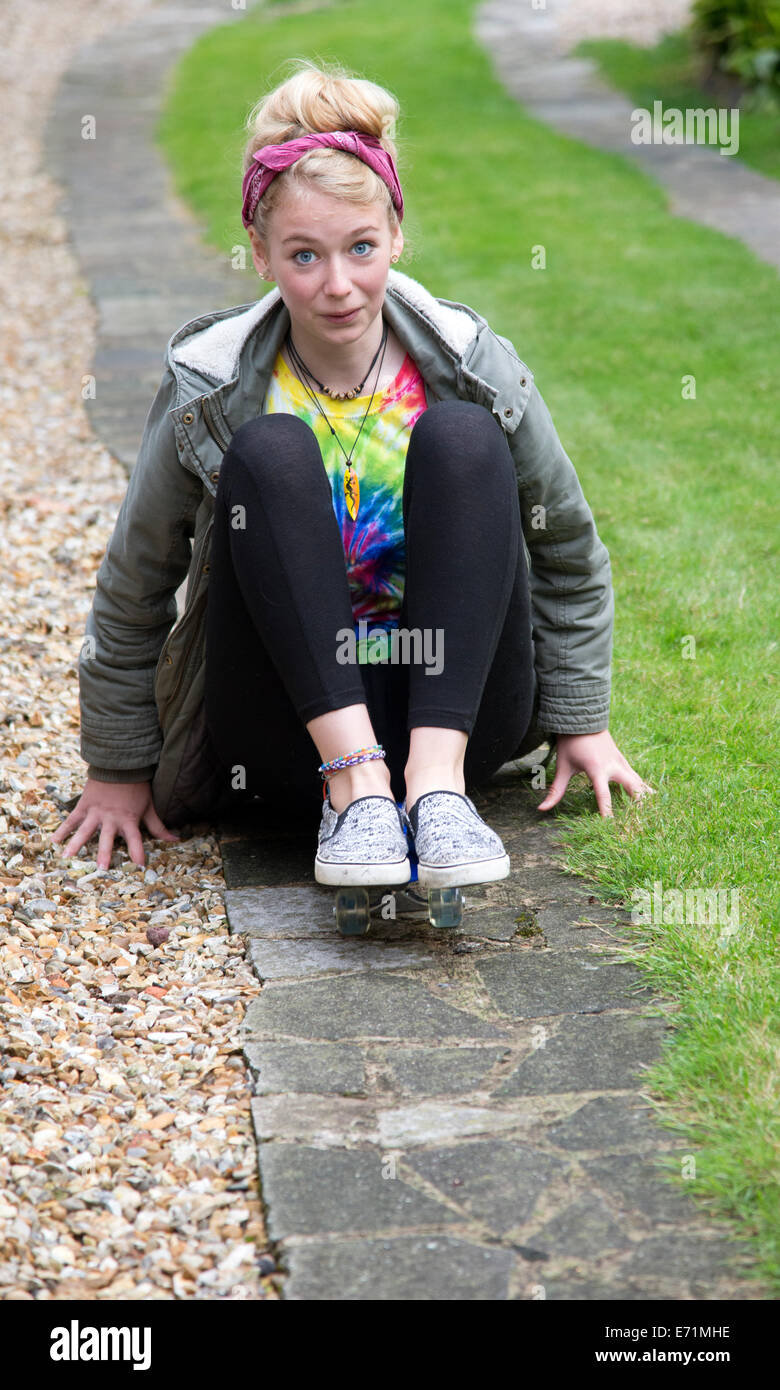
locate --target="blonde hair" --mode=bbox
[243,58,403,242]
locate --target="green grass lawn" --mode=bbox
[574,29,780,182]
[157,0,780,1292]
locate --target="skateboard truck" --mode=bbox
[333,801,464,935]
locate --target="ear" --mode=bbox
[247,226,273,280]
[390,224,404,264]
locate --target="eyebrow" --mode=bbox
[280,224,381,246]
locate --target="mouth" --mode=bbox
[322,308,361,322]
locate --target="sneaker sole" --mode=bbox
[415,853,510,888]
[314,855,412,888]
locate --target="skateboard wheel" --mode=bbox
[427,887,463,928]
[334,888,370,936]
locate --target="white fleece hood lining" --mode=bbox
[169,269,478,382]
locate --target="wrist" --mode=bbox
[555,729,608,741]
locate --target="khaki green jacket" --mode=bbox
[79,269,613,825]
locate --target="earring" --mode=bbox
[391,255,399,263]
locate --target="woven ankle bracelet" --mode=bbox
[318,743,386,785]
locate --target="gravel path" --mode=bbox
[0,0,274,1301]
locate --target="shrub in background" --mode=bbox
[692,0,780,109]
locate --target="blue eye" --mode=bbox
[293,249,315,265]
[352,241,374,255]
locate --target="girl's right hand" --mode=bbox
[51,778,180,869]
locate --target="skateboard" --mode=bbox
[333,801,464,935]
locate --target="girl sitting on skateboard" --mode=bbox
[53,59,650,887]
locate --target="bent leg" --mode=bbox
[204,414,400,816]
[399,400,535,800]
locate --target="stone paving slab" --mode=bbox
[245,1041,366,1096]
[281,1235,516,1301]
[545,1093,675,1153]
[580,1153,701,1224]
[533,1192,633,1259]
[404,1140,569,1234]
[257,1144,464,1240]
[224,884,338,937]
[243,973,511,1042]
[248,935,438,979]
[251,1095,380,1146]
[383,1045,510,1094]
[476,949,650,1017]
[376,1100,547,1148]
[494,1010,670,1095]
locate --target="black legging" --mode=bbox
[204,399,536,821]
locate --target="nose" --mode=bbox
[322,256,352,297]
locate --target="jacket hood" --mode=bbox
[167,269,483,385]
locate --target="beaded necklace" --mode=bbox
[284,322,389,521]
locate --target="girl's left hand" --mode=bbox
[536,730,654,819]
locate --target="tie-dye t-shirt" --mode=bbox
[263,344,428,661]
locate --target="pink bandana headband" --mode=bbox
[241,130,404,228]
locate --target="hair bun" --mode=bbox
[243,60,403,237]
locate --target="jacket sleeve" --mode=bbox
[507,379,614,735]
[78,364,202,773]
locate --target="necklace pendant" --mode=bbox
[344,465,360,520]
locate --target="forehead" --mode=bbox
[269,184,389,240]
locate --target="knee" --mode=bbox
[231,411,314,453]
[219,413,322,492]
[409,399,512,481]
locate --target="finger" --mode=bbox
[51,808,84,844]
[613,767,655,802]
[59,813,99,859]
[96,820,117,871]
[121,821,147,867]
[627,775,656,800]
[537,766,571,812]
[142,807,180,842]
[590,772,613,819]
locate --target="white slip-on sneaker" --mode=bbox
[314,793,411,887]
[406,790,510,888]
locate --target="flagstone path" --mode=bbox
[475,0,780,274]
